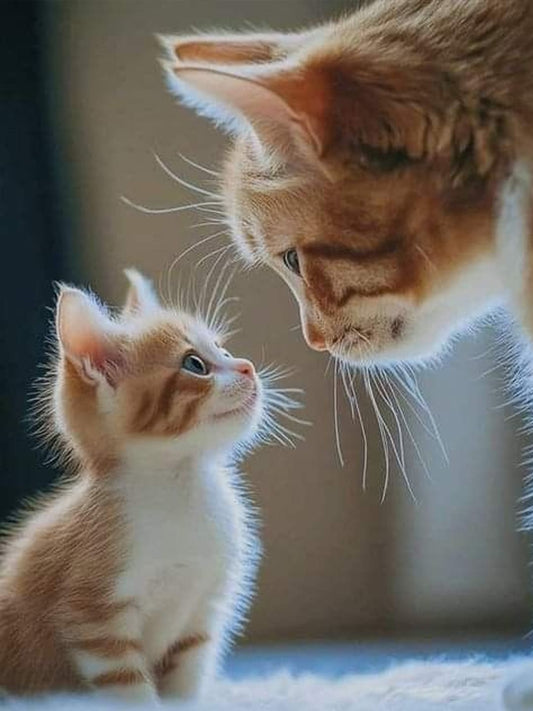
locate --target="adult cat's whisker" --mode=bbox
[191,220,227,230]
[195,244,233,272]
[396,364,448,463]
[341,366,369,491]
[388,374,438,442]
[372,370,417,503]
[363,370,390,504]
[333,360,345,468]
[374,371,407,474]
[153,152,221,199]
[384,375,432,482]
[121,195,221,215]
[178,152,221,178]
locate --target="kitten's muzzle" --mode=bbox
[232,358,255,379]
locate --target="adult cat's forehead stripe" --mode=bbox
[301,238,402,263]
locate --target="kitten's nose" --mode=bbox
[234,358,255,378]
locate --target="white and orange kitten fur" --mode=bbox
[0,269,284,700]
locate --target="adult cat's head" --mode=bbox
[161,1,526,365]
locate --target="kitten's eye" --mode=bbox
[181,353,210,376]
[283,248,301,275]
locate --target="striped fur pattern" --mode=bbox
[161,0,533,369]
[0,270,269,700]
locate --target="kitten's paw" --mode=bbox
[503,670,533,710]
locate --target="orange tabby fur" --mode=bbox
[162,0,533,366]
[0,271,265,699]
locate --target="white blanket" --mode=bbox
[3,659,530,710]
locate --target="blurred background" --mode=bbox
[2,0,532,674]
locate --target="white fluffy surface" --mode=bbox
[2,659,530,710]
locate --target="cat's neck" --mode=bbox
[112,438,227,485]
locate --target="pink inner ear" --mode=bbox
[57,290,118,373]
[171,65,326,156]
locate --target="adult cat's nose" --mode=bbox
[303,322,328,352]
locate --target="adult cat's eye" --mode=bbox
[283,248,301,275]
[181,353,210,376]
[357,144,413,173]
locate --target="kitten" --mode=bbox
[161,1,533,706]
[0,269,290,700]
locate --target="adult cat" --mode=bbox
[161,0,533,706]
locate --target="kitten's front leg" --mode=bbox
[65,599,158,703]
[156,631,217,699]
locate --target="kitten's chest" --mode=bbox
[113,467,240,610]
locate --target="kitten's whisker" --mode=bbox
[268,409,311,427]
[153,152,221,199]
[210,299,241,334]
[206,262,237,331]
[220,327,241,341]
[164,230,226,306]
[197,241,232,316]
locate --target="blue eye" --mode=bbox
[181,353,210,376]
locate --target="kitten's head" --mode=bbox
[161,9,515,366]
[53,270,264,471]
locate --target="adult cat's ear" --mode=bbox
[164,61,329,160]
[56,287,123,384]
[165,50,504,183]
[122,268,160,318]
[158,30,309,65]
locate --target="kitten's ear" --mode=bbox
[158,30,309,65]
[56,287,123,384]
[164,62,328,159]
[122,268,160,318]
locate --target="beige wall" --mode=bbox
[46,0,531,641]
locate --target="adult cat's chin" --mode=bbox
[333,309,493,370]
